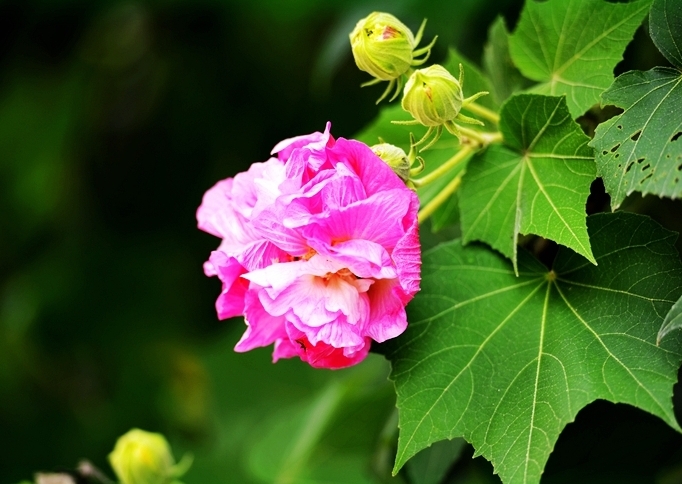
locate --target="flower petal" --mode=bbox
[207,251,248,319]
[235,290,288,352]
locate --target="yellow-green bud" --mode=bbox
[372,143,411,181]
[109,429,179,484]
[349,12,415,81]
[402,65,463,126]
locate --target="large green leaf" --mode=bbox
[589,68,682,209]
[508,0,651,117]
[649,0,682,69]
[460,94,596,270]
[385,212,682,484]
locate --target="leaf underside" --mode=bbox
[509,0,651,117]
[387,212,682,484]
[460,94,596,270]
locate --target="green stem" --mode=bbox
[458,126,503,145]
[412,145,473,187]
[462,101,500,124]
[418,172,464,224]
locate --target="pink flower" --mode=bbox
[197,123,420,369]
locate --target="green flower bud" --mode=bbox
[371,143,411,181]
[349,12,415,81]
[402,65,463,126]
[109,429,190,484]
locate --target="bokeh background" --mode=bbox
[3,1,682,483]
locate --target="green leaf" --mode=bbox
[508,0,651,117]
[483,17,528,106]
[460,94,596,269]
[406,438,467,484]
[659,294,682,343]
[589,68,682,209]
[386,212,682,484]
[650,0,682,69]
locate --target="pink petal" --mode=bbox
[327,138,406,196]
[235,290,288,352]
[196,178,249,242]
[271,122,334,160]
[393,196,421,298]
[272,338,301,362]
[207,251,248,319]
[309,239,397,280]
[366,278,408,342]
[236,240,290,272]
[305,189,412,251]
[284,325,371,369]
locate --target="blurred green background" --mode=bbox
[3,1,682,483]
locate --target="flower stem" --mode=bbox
[458,126,503,146]
[418,172,464,224]
[412,145,473,187]
[462,101,500,124]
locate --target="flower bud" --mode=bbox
[349,12,415,81]
[402,65,463,126]
[371,143,411,181]
[109,429,187,484]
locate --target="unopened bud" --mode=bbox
[402,65,463,126]
[372,143,411,181]
[350,12,415,81]
[109,429,191,484]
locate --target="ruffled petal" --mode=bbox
[235,290,288,352]
[392,195,421,299]
[327,138,406,196]
[208,251,248,319]
[366,278,408,342]
[284,324,371,370]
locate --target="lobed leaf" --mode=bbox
[460,94,596,270]
[589,68,682,209]
[386,212,682,484]
[509,0,651,117]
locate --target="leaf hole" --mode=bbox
[630,130,642,141]
[610,144,620,153]
[678,163,682,171]
[625,161,635,173]
[641,163,651,171]
[614,153,620,159]
[602,150,609,156]
[640,172,653,184]
[672,132,682,142]
[617,124,623,130]
[636,157,645,164]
